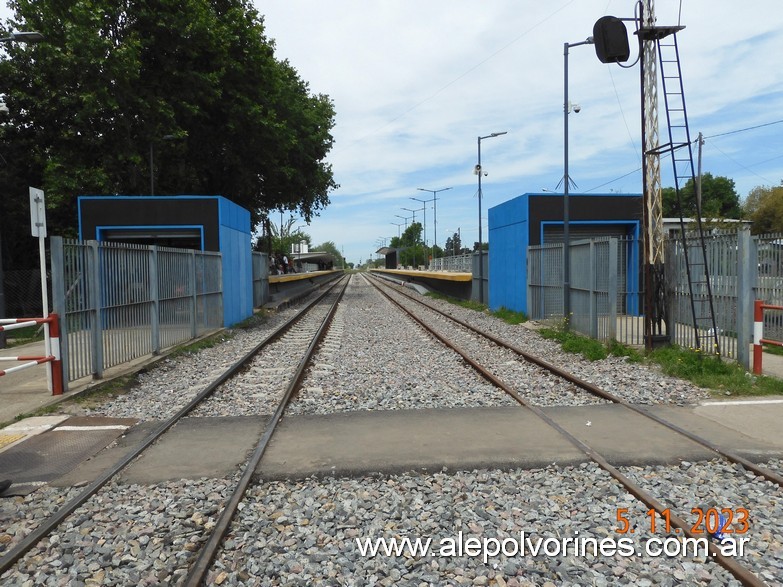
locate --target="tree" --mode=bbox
[445,231,471,256]
[253,215,310,256]
[743,185,783,234]
[0,0,337,270]
[661,173,742,219]
[314,241,345,269]
[397,222,424,267]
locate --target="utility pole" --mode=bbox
[638,0,666,349]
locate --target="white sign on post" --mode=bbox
[29,187,47,238]
[30,187,53,392]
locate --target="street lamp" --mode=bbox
[409,196,430,266]
[391,221,404,239]
[395,214,411,229]
[402,206,423,268]
[0,30,44,350]
[417,187,451,256]
[563,37,594,326]
[0,31,44,43]
[476,131,507,304]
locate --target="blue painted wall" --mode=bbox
[218,197,252,327]
[78,195,253,327]
[488,194,529,313]
[488,192,642,315]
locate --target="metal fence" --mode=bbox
[252,251,270,307]
[528,237,643,344]
[3,269,44,317]
[429,254,473,272]
[527,228,783,368]
[51,237,223,388]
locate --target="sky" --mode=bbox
[3,2,783,266]
[257,0,783,265]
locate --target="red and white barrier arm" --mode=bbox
[0,315,63,395]
[0,319,40,332]
[0,356,54,376]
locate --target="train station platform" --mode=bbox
[370,268,472,299]
[266,269,343,309]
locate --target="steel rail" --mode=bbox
[366,275,768,587]
[183,275,350,585]
[0,275,347,575]
[368,274,783,487]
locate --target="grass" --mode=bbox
[762,342,783,357]
[649,346,783,397]
[538,327,635,362]
[491,306,527,325]
[539,323,783,397]
[3,325,44,347]
[424,293,529,326]
[425,291,486,312]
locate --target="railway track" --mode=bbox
[0,275,350,584]
[1,272,781,585]
[365,272,781,586]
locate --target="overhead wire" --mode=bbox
[580,114,783,194]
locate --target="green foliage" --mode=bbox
[444,231,470,256]
[606,339,643,363]
[313,241,345,268]
[396,222,425,267]
[3,325,44,347]
[539,328,608,361]
[254,215,311,256]
[425,291,486,312]
[662,174,742,219]
[743,185,783,234]
[649,346,783,396]
[491,306,527,325]
[0,0,337,269]
[539,326,642,363]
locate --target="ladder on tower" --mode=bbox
[650,32,720,353]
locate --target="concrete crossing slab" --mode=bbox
[5,402,783,492]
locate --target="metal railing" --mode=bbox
[528,237,643,345]
[252,252,270,307]
[526,228,783,369]
[429,254,473,272]
[51,237,223,388]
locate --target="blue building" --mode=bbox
[78,195,252,327]
[488,192,642,315]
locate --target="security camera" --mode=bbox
[573,103,581,113]
[483,172,488,177]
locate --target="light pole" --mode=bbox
[402,206,424,268]
[563,37,594,326]
[409,196,429,266]
[476,131,507,304]
[417,187,451,256]
[391,221,404,239]
[395,214,411,229]
[0,30,44,350]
